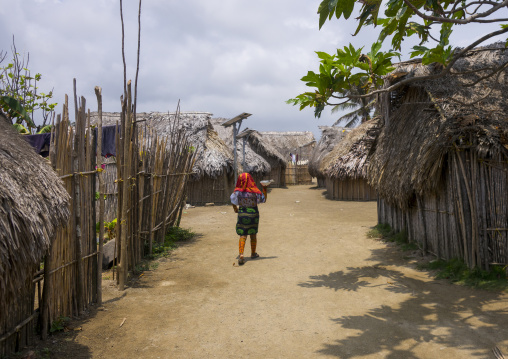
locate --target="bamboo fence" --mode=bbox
[1,81,196,353]
[285,162,313,185]
[378,150,508,270]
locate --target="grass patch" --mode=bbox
[144,227,195,260]
[418,258,508,292]
[369,224,508,291]
[151,227,195,258]
[131,227,194,276]
[367,223,419,251]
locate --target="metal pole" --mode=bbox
[242,137,246,169]
[233,123,238,181]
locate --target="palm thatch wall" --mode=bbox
[308,126,350,187]
[323,119,380,201]
[0,113,70,355]
[370,43,508,269]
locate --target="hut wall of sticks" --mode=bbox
[259,131,316,185]
[322,119,380,201]
[370,44,508,270]
[309,126,351,187]
[0,112,70,356]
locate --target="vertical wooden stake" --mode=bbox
[95,86,105,305]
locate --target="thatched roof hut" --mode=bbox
[325,119,380,180]
[258,131,316,161]
[143,112,236,205]
[145,113,234,180]
[238,129,287,187]
[322,119,380,200]
[370,43,508,269]
[210,118,271,177]
[308,126,350,186]
[0,112,70,353]
[89,111,237,205]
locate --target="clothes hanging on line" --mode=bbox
[23,125,119,158]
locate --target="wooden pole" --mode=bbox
[119,81,133,290]
[72,80,84,314]
[95,86,105,305]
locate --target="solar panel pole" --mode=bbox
[233,121,241,181]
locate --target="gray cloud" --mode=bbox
[1,0,505,138]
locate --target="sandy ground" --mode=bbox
[33,185,508,358]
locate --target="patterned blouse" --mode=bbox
[230,191,266,208]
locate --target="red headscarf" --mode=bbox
[234,173,262,194]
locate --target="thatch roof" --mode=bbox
[89,111,235,180]
[308,126,350,177]
[210,118,271,175]
[244,131,287,167]
[369,43,508,208]
[0,112,70,308]
[258,131,316,159]
[144,112,235,179]
[324,119,381,180]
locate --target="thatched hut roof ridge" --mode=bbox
[259,131,315,152]
[143,112,234,180]
[324,119,381,180]
[210,118,271,175]
[308,126,350,177]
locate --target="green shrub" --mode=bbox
[146,227,195,259]
[418,258,508,291]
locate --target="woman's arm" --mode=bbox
[231,191,239,212]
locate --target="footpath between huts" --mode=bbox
[33,185,508,358]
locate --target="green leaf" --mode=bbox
[318,0,331,29]
[385,0,403,17]
[0,96,35,128]
[12,123,29,134]
[37,125,53,134]
[342,0,356,19]
[316,51,333,60]
[328,0,339,12]
[370,41,382,56]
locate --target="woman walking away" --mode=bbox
[231,173,268,265]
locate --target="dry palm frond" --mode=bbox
[0,113,70,316]
[308,126,351,177]
[371,43,508,208]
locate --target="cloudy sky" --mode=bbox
[0,1,506,139]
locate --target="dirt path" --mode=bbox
[44,185,508,358]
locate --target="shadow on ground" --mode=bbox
[299,245,507,358]
[25,314,97,359]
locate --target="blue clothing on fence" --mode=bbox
[24,125,119,158]
[24,133,51,157]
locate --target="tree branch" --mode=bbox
[446,1,500,15]
[134,0,142,119]
[348,27,508,99]
[402,0,508,24]
[461,61,508,87]
[120,0,127,96]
